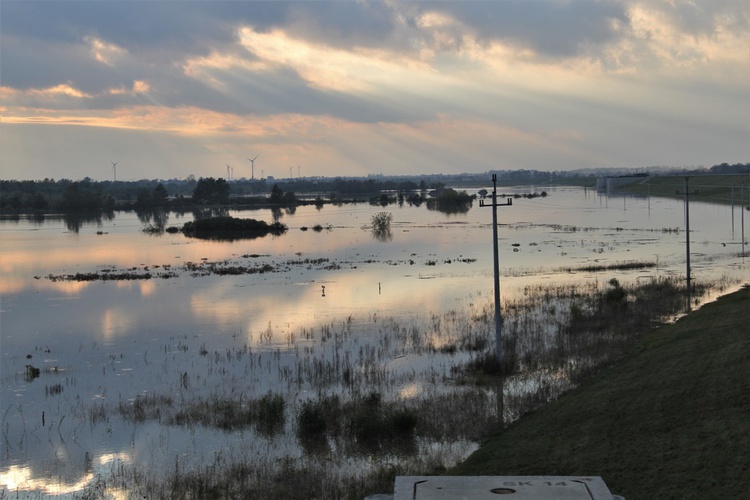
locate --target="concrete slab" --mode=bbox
[394,476,618,499]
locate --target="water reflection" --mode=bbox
[63,210,115,232]
[135,208,169,233]
[271,207,283,222]
[0,212,50,225]
[426,199,473,214]
[1,188,748,497]
[372,227,393,242]
[192,207,229,220]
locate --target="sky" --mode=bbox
[1,0,748,182]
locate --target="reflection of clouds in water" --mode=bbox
[188,279,324,345]
[115,280,136,290]
[1,193,747,492]
[102,308,134,340]
[37,279,91,295]
[183,268,476,348]
[398,382,422,399]
[1,464,84,495]
[138,280,156,296]
[0,276,26,294]
[0,464,94,496]
[0,452,133,496]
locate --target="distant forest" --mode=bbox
[1,163,746,213]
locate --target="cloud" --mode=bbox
[0,1,748,181]
[84,35,127,66]
[410,0,631,58]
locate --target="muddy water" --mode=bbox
[1,186,747,496]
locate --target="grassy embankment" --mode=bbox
[450,285,750,498]
[619,174,750,206]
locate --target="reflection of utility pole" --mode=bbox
[480,174,513,363]
[742,183,746,259]
[731,184,735,238]
[677,176,698,311]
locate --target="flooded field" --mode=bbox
[1,186,747,497]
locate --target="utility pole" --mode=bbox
[677,177,698,311]
[480,174,512,363]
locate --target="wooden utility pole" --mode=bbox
[480,174,512,362]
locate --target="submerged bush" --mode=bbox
[297,394,345,440]
[181,216,287,241]
[296,391,419,449]
[255,392,285,435]
[604,278,627,303]
[371,212,392,232]
[455,351,516,384]
[370,212,393,242]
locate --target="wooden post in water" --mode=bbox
[685,177,691,310]
[480,175,512,362]
[480,175,512,428]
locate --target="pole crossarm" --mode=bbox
[479,198,513,208]
[480,174,513,363]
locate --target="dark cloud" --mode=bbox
[1,1,442,122]
[1,1,235,53]
[1,1,631,93]
[279,1,401,47]
[659,0,749,35]
[417,0,630,57]
[2,0,746,178]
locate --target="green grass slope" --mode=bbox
[450,285,750,498]
[621,174,750,206]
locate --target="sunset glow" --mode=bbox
[1,1,747,180]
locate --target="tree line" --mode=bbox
[0,176,445,213]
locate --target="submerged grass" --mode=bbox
[52,276,740,499]
[450,285,750,499]
[117,391,286,434]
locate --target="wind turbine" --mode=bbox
[226,163,232,181]
[247,154,260,180]
[110,160,119,182]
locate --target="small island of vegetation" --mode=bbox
[180,216,287,241]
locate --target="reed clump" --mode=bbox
[297,392,418,451]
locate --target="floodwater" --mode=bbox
[1,186,747,496]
